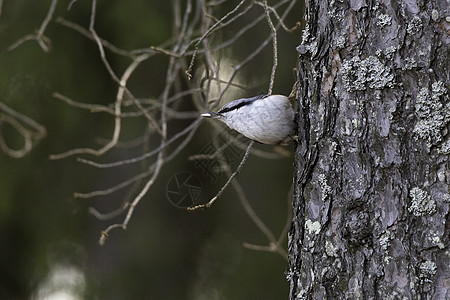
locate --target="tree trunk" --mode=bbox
[288,0,449,299]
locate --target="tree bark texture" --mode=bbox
[288,0,449,299]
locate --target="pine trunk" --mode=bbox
[288,0,449,298]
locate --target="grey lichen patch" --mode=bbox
[305,219,321,235]
[413,120,444,149]
[437,169,447,182]
[431,10,439,22]
[330,141,338,154]
[376,13,392,28]
[325,240,338,257]
[413,81,450,148]
[335,35,346,49]
[341,56,394,92]
[376,46,399,60]
[316,174,332,200]
[405,57,417,70]
[419,260,437,284]
[407,16,423,35]
[378,230,395,263]
[379,230,393,251]
[408,187,436,217]
[383,45,399,60]
[327,1,342,21]
[432,81,447,99]
[431,235,445,249]
[301,23,311,44]
[438,139,450,154]
[305,40,318,56]
[443,193,450,203]
[297,23,318,56]
[296,290,307,300]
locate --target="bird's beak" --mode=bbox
[201,112,221,118]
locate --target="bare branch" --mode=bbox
[185,0,248,79]
[76,118,202,168]
[0,102,46,158]
[49,53,150,160]
[8,0,57,52]
[99,151,165,245]
[187,140,254,210]
[88,0,121,84]
[263,0,278,95]
[56,17,136,58]
[255,0,301,32]
[67,0,78,10]
[52,92,114,114]
[241,183,293,260]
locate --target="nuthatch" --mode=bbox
[201,94,295,144]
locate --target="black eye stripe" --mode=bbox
[218,95,268,114]
[218,100,254,113]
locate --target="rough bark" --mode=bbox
[288,0,449,299]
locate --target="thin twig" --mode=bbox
[52,92,114,114]
[89,0,121,84]
[56,17,136,58]
[49,51,150,160]
[0,114,33,158]
[232,180,278,244]
[185,0,247,79]
[77,118,200,200]
[68,0,78,10]
[241,183,294,260]
[187,140,254,210]
[76,118,201,168]
[75,170,152,199]
[0,102,47,158]
[8,0,58,52]
[99,150,165,245]
[255,0,301,32]
[263,0,278,95]
[204,0,295,110]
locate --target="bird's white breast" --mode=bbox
[222,95,294,144]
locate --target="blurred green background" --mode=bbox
[0,0,302,298]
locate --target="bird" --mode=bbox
[201,94,295,144]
